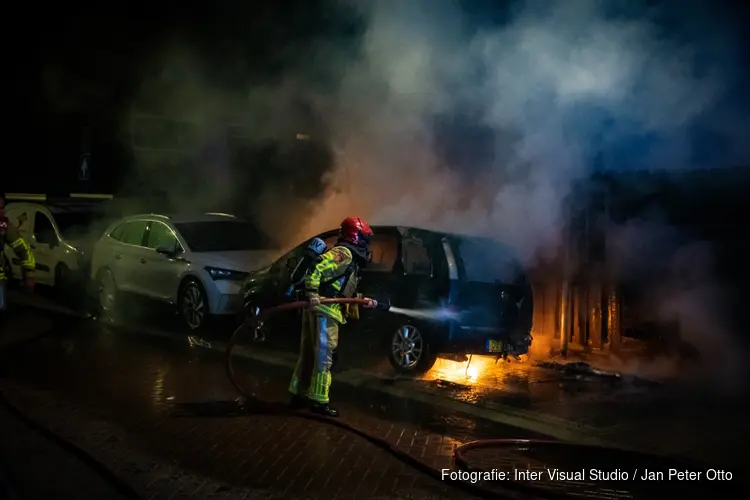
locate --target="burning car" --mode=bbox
[241,226,534,375]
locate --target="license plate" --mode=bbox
[486,339,504,352]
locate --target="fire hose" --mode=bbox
[225,297,586,500]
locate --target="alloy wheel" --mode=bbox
[182,283,205,330]
[391,325,424,369]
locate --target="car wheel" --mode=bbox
[97,268,118,314]
[387,323,437,375]
[179,278,208,331]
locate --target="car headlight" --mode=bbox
[204,266,250,281]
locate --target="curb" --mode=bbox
[9,293,617,446]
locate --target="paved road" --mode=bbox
[1,292,745,499]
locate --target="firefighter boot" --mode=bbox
[307,401,339,418]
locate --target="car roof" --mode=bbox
[119,213,243,224]
[319,225,473,240]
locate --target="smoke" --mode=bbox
[606,216,747,392]
[120,1,748,386]
[303,0,746,258]
[122,1,746,252]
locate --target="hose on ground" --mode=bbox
[225,298,581,500]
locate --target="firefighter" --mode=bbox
[288,216,377,417]
[0,194,36,313]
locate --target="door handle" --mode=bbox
[114,253,122,260]
[140,258,147,264]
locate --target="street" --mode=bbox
[0,290,745,499]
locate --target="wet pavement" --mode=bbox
[1,291,746,499]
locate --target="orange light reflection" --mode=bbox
[424,355,500,384]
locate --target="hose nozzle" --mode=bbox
[375,297,391,312]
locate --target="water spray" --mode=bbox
[388,306,460,322]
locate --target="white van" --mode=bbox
[3,201,108,288]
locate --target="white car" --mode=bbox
[89,212,281,330]
[3,201,107,289]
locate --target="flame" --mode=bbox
[425,356,498,384]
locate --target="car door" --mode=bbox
[141,220,186,301]
[30,210,58,285]
[355,229,403,320]
[109,220,149,294]
[394,235,444,309]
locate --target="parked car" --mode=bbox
[3,200,111,290]
[89,213,281,330]
[241,226,534,375]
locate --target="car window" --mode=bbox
[112,221,148,246]
[456,236,525,285]
[34,212,56,239]
[174,220,273,252]
[402,238,432,275]
[367,234,398,272]
[146,221,180,251]
[109,224,124,241]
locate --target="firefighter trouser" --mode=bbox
[288,311,339,404]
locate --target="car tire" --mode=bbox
[178,278,209,332]
[387,322,438,375]
[96,268,118,315]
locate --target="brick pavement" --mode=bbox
[0,399,131,500]
[0,380,478,500]
[2,329,693,500]
[4,304,741,499]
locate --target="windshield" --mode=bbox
[175,221,274,252]
[455,236,526,285]
[52,212,103,240]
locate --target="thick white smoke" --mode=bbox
[124,1,748,386]
[304,0,736,260]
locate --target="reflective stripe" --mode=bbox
[10,238,35,271]
[316,315,328,372]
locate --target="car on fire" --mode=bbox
[241,226,534,375]
[89,212,280,330]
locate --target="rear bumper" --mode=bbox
[441,326,532,356]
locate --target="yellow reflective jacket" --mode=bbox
[0,218,35,278]
[304,245,358,324]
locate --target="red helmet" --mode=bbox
[339,216,373,246]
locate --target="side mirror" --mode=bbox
[156,245,178,257]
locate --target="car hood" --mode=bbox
[190,250,280,273]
